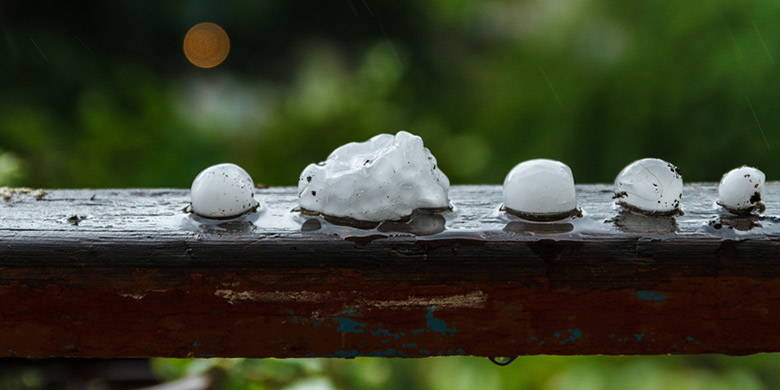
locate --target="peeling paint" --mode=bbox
[559,329,582,344]
[214,289,329,304]
[371,329,404,339]
[334,317,365,333]
[686,336,702,344]
[289,315,323,327]
[307,348,403,358]
[357,291,487,309]
[118,293,145,300]
[426,306,456,335]
[634,290,667,302]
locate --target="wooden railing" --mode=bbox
[0,184,778,358]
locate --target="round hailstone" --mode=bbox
[298,131,450,222]
[717,166,765,215]
[190,163,259,218]
[614,158,683,215]
[502,159,578,221]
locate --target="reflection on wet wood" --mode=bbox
[0,184,780,358]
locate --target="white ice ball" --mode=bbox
[298,131,450,222]
[717,166,765,214]
[614,158,683,214]
[190,163,259,218]
[502,159,577,220]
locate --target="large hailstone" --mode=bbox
[502,159,578,221]
[717,166,765,215]
[298,131,450,222]
[614,158,683,215]
[190,163,259,218]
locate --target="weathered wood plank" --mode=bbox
[0,184,779,358]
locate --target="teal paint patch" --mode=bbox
[686,336,701,344]
[411,329,426,335]
[403,343,417,348]
[334,317,365,333]
[371,329,403,339]
[426,306,456,335]
[306,349,403,358]
[634,333,645,341]
[290,315,323,327]
[306,350,359,358]
[634,290,667,302]
[559,329,582,344]
[367,348,403,357]
[431,348,465,355]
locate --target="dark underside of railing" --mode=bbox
[1,184,780,358]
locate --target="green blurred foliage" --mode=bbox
[2,0,780,187]
[4,0,780,388]
[151,355,780,390]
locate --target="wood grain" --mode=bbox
[0,184,779,358]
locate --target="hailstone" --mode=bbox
[190,163,259,218]
[614,158,683,215]
[502,159,578,220]
[298,131,450,222]
[717,166,765,215]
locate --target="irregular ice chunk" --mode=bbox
[717,166,765,215]
[614,158,683,215]
[190,163,258,218]
[502,159,578,220]
[298,131,450,222]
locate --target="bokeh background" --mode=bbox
[2,0,780,389]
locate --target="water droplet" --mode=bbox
[488,356,517,366]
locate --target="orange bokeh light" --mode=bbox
[183,22,230,69]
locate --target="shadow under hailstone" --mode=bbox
[610,210,678,234]
[184,212,259,233]
[709,214,762,232]
[377,212,446,236]
[301,218,322,232]
[302,210,447,236]
[503,221,574,235]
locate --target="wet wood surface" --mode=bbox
[1,184,780,358]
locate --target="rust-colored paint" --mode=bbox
[0,266,777,358]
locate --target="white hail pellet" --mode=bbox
[298,131,450,222]
[502,159,578,220]
[614,158,683,215]
[190,163,258,218]
[717,166,765,215]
